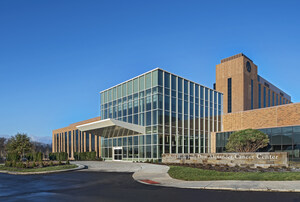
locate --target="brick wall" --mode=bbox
[223,103,300,131]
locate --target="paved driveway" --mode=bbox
[2,171,300,202]
[73,161,169,173]
[73,161,145,172]
[73,161,300,192]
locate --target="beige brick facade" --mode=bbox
[52,117,101,160]
[216,53,291,114]
[223,103,300,132]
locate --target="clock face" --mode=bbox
[246,61,251,73]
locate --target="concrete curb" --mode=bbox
[184,186,300,193]
[0,164,85,175]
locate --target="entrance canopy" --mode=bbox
[76,119,145,138]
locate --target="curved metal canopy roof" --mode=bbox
[76,119,145,138]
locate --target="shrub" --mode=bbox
[48,152,68,161]
[32,161,36,168]
[26,160,30,168]
[35,152,43,161]
[24,152,43,162]
[50,161,54,166]
[6,152,20,161]
[5,161,12,167]
[58,160,62,165]
[12,160,16,167]
[66,160,70,165]
[25,153,34,161]
[49,153,55,161]
[39,161,44,168]
[17,162,25,168]
[73,152,96,161]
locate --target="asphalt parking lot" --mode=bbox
[1,171,300,202]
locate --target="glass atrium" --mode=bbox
[98,68,223,161]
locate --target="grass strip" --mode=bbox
[168,166,300,181]
[0,164,77,173]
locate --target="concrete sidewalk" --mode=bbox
[73,161,300,192]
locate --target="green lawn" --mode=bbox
[168,166,300,181]
[0,164,77,173]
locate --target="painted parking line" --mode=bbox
[139,179,160,185]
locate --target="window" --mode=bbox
[133,78,139,93]
[122,83,127,97]
[251,79,253,109]
[152,70,158,87]
[145,73,151,89]
[91,134,95,151]
[272,92,274,106]
[184,80,188,94]
[86,134,89,151]
[146,112,151,126]
[200,86,204,99]
[190,83,194,96]
[268,89,270,107]
[157,70,163,86]
[195,85,199,98]
[178,77,182,92]
[113,88,116,100]
[139,75,145,91]
[263,86,266,108]
[227,78,232,113]
[280,96,282,105]
[171,75,176,90]
[258,84,261,108]
[276,94,278,105]
[164,72,170,88]
[128,80,133,95]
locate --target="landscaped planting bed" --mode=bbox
[0,161,77,173]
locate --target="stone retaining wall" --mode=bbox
[162,152,288,168]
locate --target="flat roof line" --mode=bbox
[220,53,253,63]
[99,67,223,95]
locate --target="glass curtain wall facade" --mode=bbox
[100,68,223,161]
[215,125,300,161]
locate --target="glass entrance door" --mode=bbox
[113,147,122,161]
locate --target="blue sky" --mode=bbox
[0,0,300,143]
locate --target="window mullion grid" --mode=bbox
[193,83,196,154]
[188,81,190,153]
[203,88,206,153]
[216,92,219,132]
[149,73,152,159]
[169,77,171,154]
[176,76,178,154]
[198,86,201,153]
[162,72,165,154]
[209,91,213,153]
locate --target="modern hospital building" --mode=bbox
[52,53,300,161]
